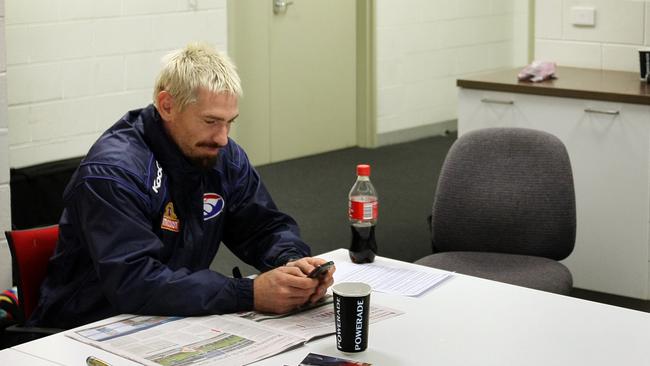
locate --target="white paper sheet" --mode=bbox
[334,261,453,297]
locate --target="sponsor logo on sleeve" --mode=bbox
[152,160,163,194]
[161,202,180,232]
[203,193,224,221]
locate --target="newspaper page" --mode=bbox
[66,302,403,366]
[67,314,304,366]
[228,296,403,340]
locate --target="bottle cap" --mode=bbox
[356,164,371,176]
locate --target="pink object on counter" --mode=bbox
[518,61,557,82]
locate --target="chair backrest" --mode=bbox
[5,225,59,323]
[431,128,576,260]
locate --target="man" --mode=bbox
[29,43,334,329]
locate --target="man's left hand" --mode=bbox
[286,257,335,304]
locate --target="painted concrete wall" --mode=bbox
[375,0,530,135]
[3,1,531,166]
[5,0,228,169]
[536,0,650,71]
[0,0,11,289]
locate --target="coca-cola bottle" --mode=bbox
[348,164,378,263]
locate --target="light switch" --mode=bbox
[571,6,596,27]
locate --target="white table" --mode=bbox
[10,249,650,365]
[0,348,59,365]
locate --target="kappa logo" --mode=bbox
[152,161,163,193]
[161,202,180,232]
[203,193,224,221]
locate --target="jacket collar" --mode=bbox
[141,104,206,179]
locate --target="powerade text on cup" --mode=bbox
[332,282,371,353]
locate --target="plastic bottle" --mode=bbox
[348,164,378,263]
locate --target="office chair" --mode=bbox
[4,225,62,339]
[415,128,576,295]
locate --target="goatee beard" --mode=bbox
[190,155,219,170]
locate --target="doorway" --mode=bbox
[227,0,374,165]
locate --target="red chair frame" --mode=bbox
[5,225,59,324]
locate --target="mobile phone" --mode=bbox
[307,261,334,278]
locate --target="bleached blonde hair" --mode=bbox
[154,42,242,111]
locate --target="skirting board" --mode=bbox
[376,120,457,147]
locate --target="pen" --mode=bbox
[87,356,112,366]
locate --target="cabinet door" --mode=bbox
[458,88,650,299]
[458,89,528,132]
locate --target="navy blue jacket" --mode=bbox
[28,104,310,329]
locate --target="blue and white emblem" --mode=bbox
[203,193,224,221]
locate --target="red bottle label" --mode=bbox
[349,200,378,220]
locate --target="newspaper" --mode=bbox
[66,298,402,366]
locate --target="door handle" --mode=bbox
[584,108,620,116]
[480,98,514,105]
[273,0,294,14]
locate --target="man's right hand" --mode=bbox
[253,265,318,314]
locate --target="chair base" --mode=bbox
[416,251,573,295]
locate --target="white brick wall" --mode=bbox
[6,0,228,168]
[0,0,12,289]
[375,0,530,134]
[535,0,649,72]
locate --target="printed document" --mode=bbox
[334,261,453,297]
[66,298,402,366]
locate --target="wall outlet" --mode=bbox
[571,6,596,27]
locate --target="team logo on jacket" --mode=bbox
[161,202,180,232]
[203,193,224,221]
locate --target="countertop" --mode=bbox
[457,66,650,105]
